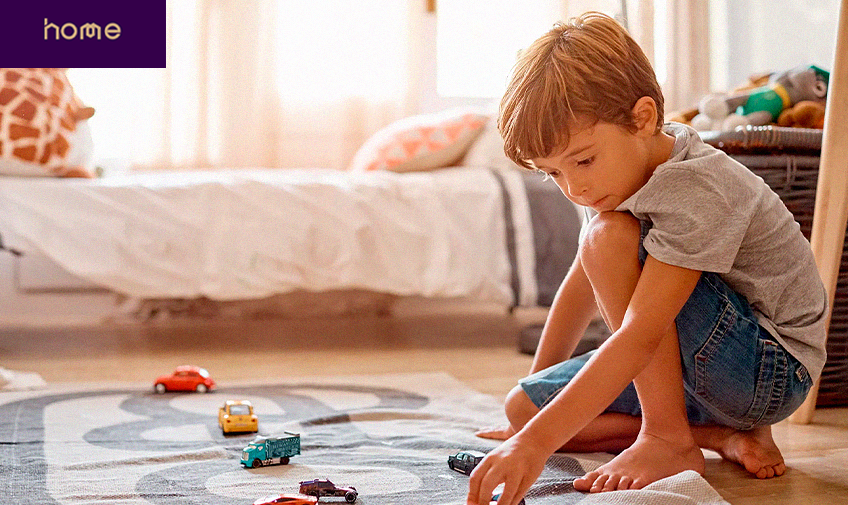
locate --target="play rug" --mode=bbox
[0,372,728,504]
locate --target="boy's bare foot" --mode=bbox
[475,425,515,441]
[573,432,705,492]
[693,424,785,479]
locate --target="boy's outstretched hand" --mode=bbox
[466,433,548,505]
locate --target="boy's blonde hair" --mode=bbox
[499,12,664,169]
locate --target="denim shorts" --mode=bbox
[520,221,813,430]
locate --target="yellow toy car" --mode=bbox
[218,400,258,434]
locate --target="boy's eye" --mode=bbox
[548,169,561,178]
[576,156,595,167]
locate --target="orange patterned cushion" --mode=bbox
[0,68,95,178]
[349,109,487,172]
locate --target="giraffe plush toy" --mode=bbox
[0,68,95,178]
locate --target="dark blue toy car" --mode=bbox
[447,450,486,475]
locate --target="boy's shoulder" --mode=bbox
[659,123,735,172]
[621,124,768,214]
[651,123,760,190]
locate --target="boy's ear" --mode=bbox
[632,96,658,136]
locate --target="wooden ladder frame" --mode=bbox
[789,0,848,424]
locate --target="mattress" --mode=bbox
[0,167,581,308]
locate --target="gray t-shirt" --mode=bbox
[586,122,828,381]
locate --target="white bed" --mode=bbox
[0,166,582,326]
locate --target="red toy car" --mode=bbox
[253,494,318,505]
[153,365,215,394]
[299,479,358,502]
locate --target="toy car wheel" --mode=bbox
[280,457,290,465]
[154,383,166,394]
[251,459,262,468]
[345,491,357,502]
[196,384,208,393]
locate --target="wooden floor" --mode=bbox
[2,308,847,505]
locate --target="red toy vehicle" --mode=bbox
[253,494,318,505]
[153,365,215,394]
[299,479,358,502]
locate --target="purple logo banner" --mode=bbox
[1,1,166,68]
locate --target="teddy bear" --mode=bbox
[691,65,829,131]
[0,68,96,177]
[777,100,826,128]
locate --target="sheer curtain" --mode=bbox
[657,0,711,113]
[70,0,419,171]
[68,0,709,172]
[432,0,709,114]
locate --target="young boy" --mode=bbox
[467,12,827,505]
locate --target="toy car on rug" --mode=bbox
[448,449,486,475]
[298,479,358,503]
[153,365,215,393]
[218,399,258,434]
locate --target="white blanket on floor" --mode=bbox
[581,470,730,505]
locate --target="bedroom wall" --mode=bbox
[710,0,839,90]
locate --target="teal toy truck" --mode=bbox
[240,432,301,468]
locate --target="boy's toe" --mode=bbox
[574,471,599,492]
[630,477,648,490]
[759,463,783,479]
[741,454,762,475]
[601,475,621,492]
[617,476,633,490]
[590,473,610,493]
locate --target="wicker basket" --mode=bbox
[704,126,848,406]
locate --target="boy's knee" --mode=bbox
[579,211,641,269]
[504,384,538,430]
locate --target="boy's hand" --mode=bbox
[466,433,547,505]
[474,425,515,441]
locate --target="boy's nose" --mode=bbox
[566,181,588,199]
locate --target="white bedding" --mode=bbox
[0,167,537,306]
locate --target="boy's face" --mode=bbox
[531,121,658,212]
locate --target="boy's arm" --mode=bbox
[522,255,701,450]
[531,254,598,373]
[468,255,702,505]
[474,255,595,442]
